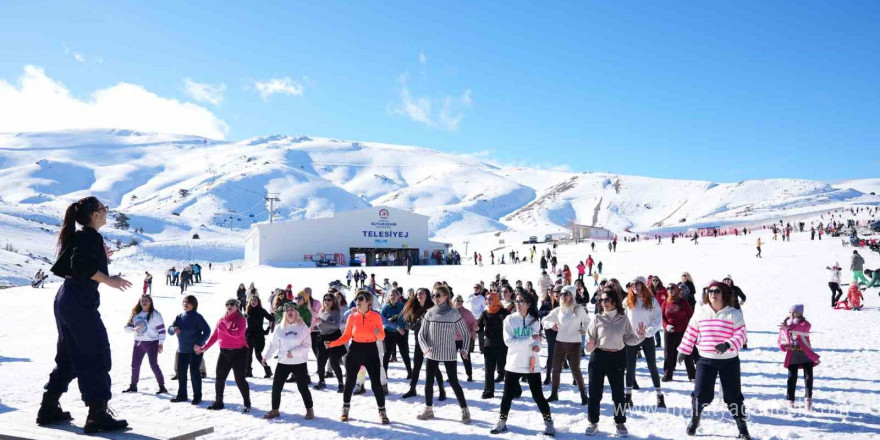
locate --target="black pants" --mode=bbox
[272,363,313,410]
[383,330,412,376]
[787,364,813,400]
[246,333,267,375]
[343,342,384,407]
[317,332,344,385]
[455,340,473,379]
[477,329,485,353]
[215,348,250,406]
[692,356,745,418]
[45,279,112,404]
[625,337,661,390]
[175,352,203,399]
[310,332,320,357]
[409,340,444,391]
[829,282,843,307]
[483,345,508,393]
[426,359,467,407]
[663,332,695,380]
[500,372,550,419]
[588,349,627,424]
[544,329,558,380]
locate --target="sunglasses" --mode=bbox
[722,278,731,282]
[225,303,237,307]
[323,298,333,302]
[707,288,723,295]
[356,296,369,302]
[295,297,305,301]
[560,292,572,297]
[514,300,527,305]
[431,293,445,298]
[598,297,613,303]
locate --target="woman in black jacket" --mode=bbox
[478,290,512,398]
[39,197,131,433]
[245,294,275,378]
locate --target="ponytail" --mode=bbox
[56,196,104,256]
[57,204,79,257]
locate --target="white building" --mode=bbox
[244,206,450,267]
[570,224,615,241]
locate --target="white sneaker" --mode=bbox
[585,423,599,436]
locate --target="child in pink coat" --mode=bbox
[778,304,820,410]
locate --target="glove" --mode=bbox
[714,342,731,354]
[677,353,688,365]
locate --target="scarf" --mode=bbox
[435,302,453,315]
[486,292,501,314]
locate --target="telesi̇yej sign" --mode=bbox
[362,208,410,238]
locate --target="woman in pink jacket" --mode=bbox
[778,304,820,411]
[196,298,251,412]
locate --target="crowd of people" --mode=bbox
[45,197,880,438]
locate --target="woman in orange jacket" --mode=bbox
[326,290,388,424]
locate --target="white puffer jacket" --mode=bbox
[542,305,589,343]
[503,313,543,374]
[264,320,311,365]
[625,296,662,336]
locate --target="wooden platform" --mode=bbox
[0,408,213,440]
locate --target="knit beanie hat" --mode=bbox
[790,304,804,315]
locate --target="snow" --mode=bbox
[1,225,879,439]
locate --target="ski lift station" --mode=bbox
[244,206,450,267]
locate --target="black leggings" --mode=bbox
[544,329,558,379]
[625,337,661,391]
[272,363,312,410]
[409,340,444,391]
[215,348,250,406]
[343,342,384,407]
[483,345,507,393]
[455,340,473,379]
[500,372,550,419]
[317,332,344,385]
[829,282,843,307]
[787,364,813,400]
[588,349,627,424]
[383,330,412,376]
[246,334,266,374]
[425,359,467,407]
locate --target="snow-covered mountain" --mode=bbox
[1,129,877,286]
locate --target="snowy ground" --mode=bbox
[1,228,879,439]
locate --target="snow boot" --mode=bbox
[36,391,72,426]
[83,401,128,434]
[207,401,225,410]
[122,384,137,393]
[616,423,629,437]
[624,393,633,410]
[264,365,273,379]
[657,394,666,408]
[305,407,314,420]
[686,411,701,436]
[313,382,326,390]
[490,418,508,434]
[353,384,366,395]
[735,417,751,440]
[416,406,435,420]
[544,419,556,436]
[379,408,390,425]
[438,386,447,401]
[263,409,280,420]
[585,423,599,436]
[547,389,559,402]
[482,390,494,399]
[156,385,168,394]
[461,407,471,425]
[340,405,350,422]
[402,388,417,399]
[580,388,589,406]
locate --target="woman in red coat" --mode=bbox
[661,283,694,381]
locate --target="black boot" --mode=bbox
[402,388,417,399]
[353,384,366,395]
[657,394,666,408]
[36,391,72,426]
[735,417,751,440]
[264,365,273,379]
[121,384,137,393]
[156,385,168,395]
[83,401,128,434]
[686,411,701,436]
[624,393,633,411]
[547,389,559,402]
[580,388,589,406]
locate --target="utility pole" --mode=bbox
[265,193,281,223]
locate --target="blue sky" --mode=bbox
[1,1,879,182]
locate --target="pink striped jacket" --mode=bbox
[677,305,747,360]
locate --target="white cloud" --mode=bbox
[253,77,304,101]
[73,53,86,63]
[389,75,472,131]
[183,78,226,106]
[419,53,427,66]
[0,65,229,139]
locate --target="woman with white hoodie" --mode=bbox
[542,285,590,404]
[490,292,555,437]
[122,295,167,394]
[262,302,314,420]
[624,277,665,409]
